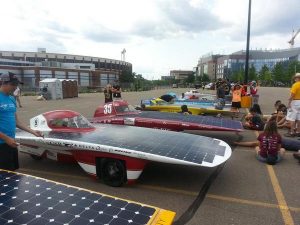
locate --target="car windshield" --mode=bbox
[49,115,93,128]
[115,104,137,113]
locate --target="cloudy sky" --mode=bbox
[0,0,299,79]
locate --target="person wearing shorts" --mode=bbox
[231,84,242,118]
[286,73,300,137]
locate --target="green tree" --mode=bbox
[272,62,284,82]
[153,79,173,86]
[185,73,195,84]
[248,64,257,81]
[202,73,210,82]
[231,68,244,83]
[297,61,300,74]
[264,70,272,86]
[120,69,134,82]
[195,75,202,83]
[134,74,144,91]
[286,61,300,84]
[258,65,269,82]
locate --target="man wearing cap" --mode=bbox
[0,72,43,170]
[112,80,122,100]
[286,73,300,136]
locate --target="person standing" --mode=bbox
[112,80,122,99]
[250,81,259,106]
[286,73,300,137]
[224,79,231,96]
[250,81,258,95]
[13,85,22,107]
[216,82,226,99]
[216,82,226,110]
[231,84,242,118]
[104,84,113,103]
[0,72,43,171]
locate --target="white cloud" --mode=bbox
[0,0,299,79]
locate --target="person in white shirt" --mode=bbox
[13,86,22,107]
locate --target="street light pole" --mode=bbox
[244,0,252,85]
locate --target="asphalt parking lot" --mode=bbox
[16,87,300,225]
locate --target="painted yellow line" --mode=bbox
[253,128,295,225]
[267,166,295,225]
[138,184,198,196]
[208,194,300,213]
[138,184,300,213]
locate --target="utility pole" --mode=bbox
[244,0,252,85]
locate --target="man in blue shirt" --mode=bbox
[0,72,43,170]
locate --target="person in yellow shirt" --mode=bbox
[286,73,300,136]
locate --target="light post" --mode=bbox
[244,0,252,85]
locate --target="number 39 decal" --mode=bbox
[104,104,112,114]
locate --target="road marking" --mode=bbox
[18,168,300,215]
[267,165,295,224]
[138,184,300,213]
[208,193,300,213]
[253,129,295,225]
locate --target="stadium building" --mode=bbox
[197,47,300,80]
[0,49,132,89]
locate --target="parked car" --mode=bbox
[204,83,215,90]
[273,81,285,87]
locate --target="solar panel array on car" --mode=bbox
[44,124,228,165]
[123,111,243,131]
[0,170,174,225]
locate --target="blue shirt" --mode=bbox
[0,92,16,144]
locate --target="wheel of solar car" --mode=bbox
[30,154,43,160]
[101,159,126,187]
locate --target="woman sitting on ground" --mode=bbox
[273,100,282,114]
[243,106,265,131]
[263,100,282,121]
[244,103,262,120]
[275,104,291,129]
[235,120,285,165]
